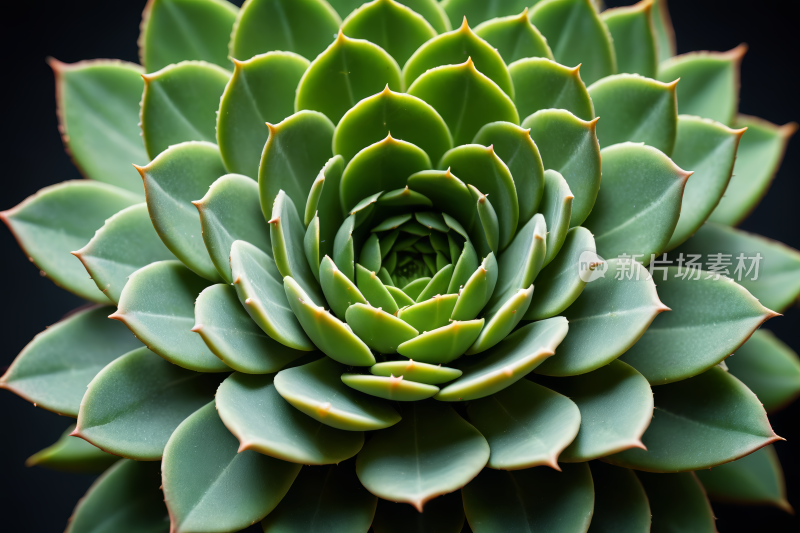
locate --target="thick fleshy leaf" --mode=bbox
[710,115,797,226]
[217,52,310,178]
[651,0,675,63]
[194,284,303,373]
[583,143,689,262]
[467,379,580,470]
[620,266,777,384]
[64,460,168,533]
[216,373,363,464]
[588,74,678,154]
[657,45,746,126]
[696,445,791,512]
[26,424,119,474]
[139,0,238,72]
[140,61,230,159]
[229,0,342,62]
[403,18,513,97]
[536,259,666,376]
[274,357,401,431]
[342,0,437,67]
[605,366,780,472]
[196,174,272,283]
[666,116,745,250]
[75,347,222,460]
[73,204,175,305]
[50,59,147,194]
[262,461,378,532]
[538,169,572,266]
[372,491,464,533]
[356,264,399,314]
[529,0,617,86]
[137,141,226,281]
[474,9,553,64]
[334,87,452,165]
[508,58,593,122]
[726,329,800,413]
[333,215,357,281]
[601,0,658,78]
[441,0,531,29]
[340,135,431,213]
[371,360,462,384]
[467,286,533,354]
[0,306,141,417]
[674,223,800,314]
[346,303,418,354]
[524,227,594,320]
[534,360,654,462]
[451,253,498,320]
[416,263,454,301]
[2,181,141,302]
[342,373,439,401]
[296,31,402,124]
[112,260,229,372]
[408,59,519,146]
[162,402,301,533]
[588,461,651,533]
[437,317,568,401]
[397,294,457,331]
[462,463,594,533]
[396,319,484,364]
[319,255,367,320]
[356,400,489,511]
[637,472,717,532]
[230,240,314,351]
[522,109,600,226]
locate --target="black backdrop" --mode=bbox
[0,1,798,531]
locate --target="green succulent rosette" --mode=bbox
[3,0,800,531]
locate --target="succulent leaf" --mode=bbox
[509,58,594,123]
[637,472,716,532]
[451,252,498,320]
[27,424,119,474]
[371,360,462,384]
[588,461,652,532]
[346,302,417,353]
[538,169,572,266]
[396,318,484,364]
[341,373,440,401]
[398,293,458,331]
[372,491,464,533]
[441,0,531,29]
[162,402,301,533]
[601,0,658,78]
[474,9,554,64]
[650,0,676,62]
[319,255,368,320]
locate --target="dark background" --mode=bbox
[0,0,798,531]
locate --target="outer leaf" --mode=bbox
[605,366,780,472]
[695,445,792,512]
[651,0,675,63]
[137,141,226,281]
[637,472,717,532]
[356,400,489,511]
[262,461,377,532]
[296,31,402,124]
[509,58,594,122]
[587,74,678,154]
[195,174,272,283]
[216,373,363,464]
[274,357,401,431]
[75,347,222,460]
[620,266,778,384]
[536,259,666,376]
[217,52,310,178]
[162,402,301,533]
[601,0,658,78]
[710,115,797,225]
[74,204,176,305]
[112,260,230,372]
[726,329,800,413]
[64,460,168,533]
[534,360,654,462]
[139,0,238,72]
[140,61,230,159]
[229,0,342,62]
[26,424,119,474]
[462,463,594,533]
[50,59,147,194]
[474,9,554,64]
[194,284,303,374]
[583,143,689,262]
[522,109,600,226]
[408,59,519,146]
[588,461,651,533]
[657,45,746,126]
[0,306,141,417]
[666,116,745,250]
[467,379,580,470]
[372,491,464,533]
[1,180,140,302]
[529,0,617,86]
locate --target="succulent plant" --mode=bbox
[4,0,800,531]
